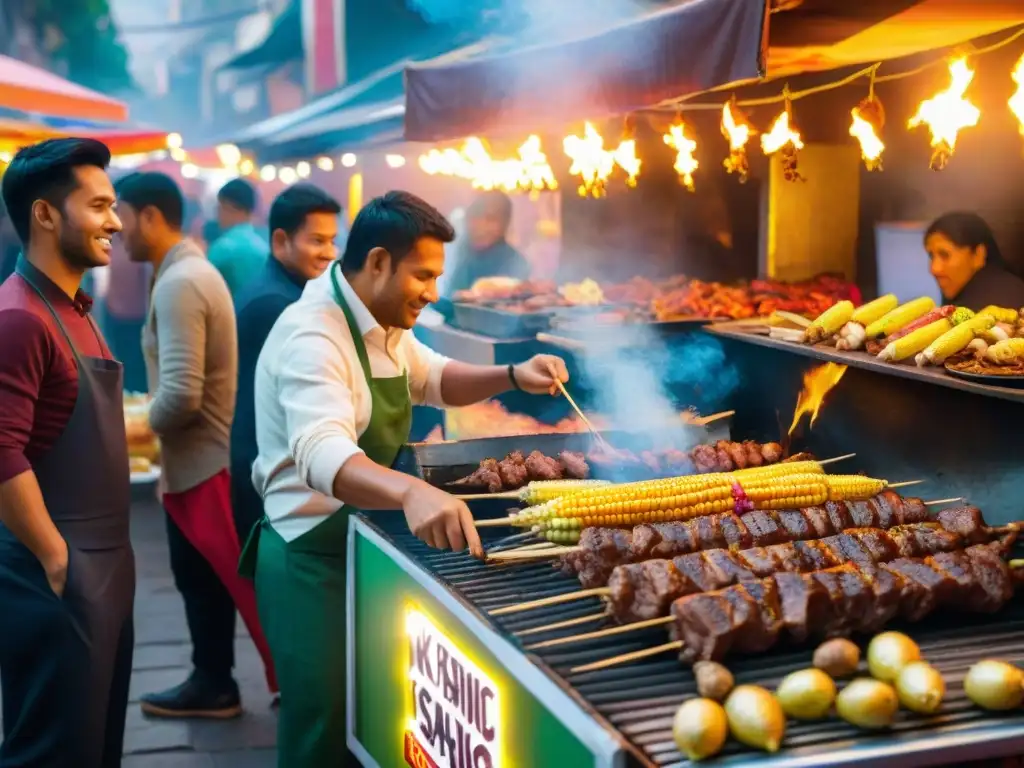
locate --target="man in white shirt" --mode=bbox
[240,190,567,767]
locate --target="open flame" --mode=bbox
[788,362,848,437]
[850,96,885,170]
[907,56,980,170]
[563,122,616,197]
[721,100,754,182]
[1009,53,1024,135]
[611,138,642,188]
[761,110,803,155]
[418,135,557,193]
[663,122,699,191]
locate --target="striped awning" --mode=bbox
[0,55,128,122]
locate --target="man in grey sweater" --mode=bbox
[117,172,276,718]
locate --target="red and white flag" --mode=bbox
[301,0,345,95]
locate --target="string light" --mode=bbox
[215,143,241,168]
[341,153,357,168]
[721,98,755,182]
[908,55,980,170]
[279,167,297,184]
[295,161,311,178]
[663,119,699,191]
[385,154,407,168]
[259,164,276,182]
[1009,52,1024,135]
[316,156,335,171]
[167,133,183,149]
[761,89,804,182]
[180,163,198,179]
[239,158,255,176]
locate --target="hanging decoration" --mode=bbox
[761,88,804,182]
[418,135,557,193]
[720,97,755,182]
[611,117,642,188]
[1008,52,1024,135]
[908,55,980,170]
[563,122,616,197]
[663,115,699,191]
[849,68,885,171]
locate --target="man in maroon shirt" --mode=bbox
[0,138,133,767]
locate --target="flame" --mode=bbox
[907,56,980,170]
[563,122,616,197]
[611,138,642,188]
[418,135,557,193]
[721,100,755,181]
[761,110,803,155]
[663,122,699,191]
[850,97,885,170]
[788,362,848,437]
[1009,53,1024,135]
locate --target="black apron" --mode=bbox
[0,267,135,768]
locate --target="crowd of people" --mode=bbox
[0,137,567,767]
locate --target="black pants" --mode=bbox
[164,511,236,682]
[230,473,263,549]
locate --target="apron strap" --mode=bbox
[329,263,374,384]
[16,263,84,365]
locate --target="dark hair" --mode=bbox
[116,171,185,230]
[1,137,112,244]
[925,211,1005,269]
[467,189,513,228]
[341,190,454,275]
[269,183,341,239]
[217,178,258,214]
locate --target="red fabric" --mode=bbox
[304,0,342,94]
[0,272,107,484]
[163,470,278,693]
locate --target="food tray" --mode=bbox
[450,302,552,339]
[944,366,1024,388]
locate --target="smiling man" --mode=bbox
[0,138,133,767]
[241,190,568,766]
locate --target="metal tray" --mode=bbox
[450,302,552,339]
[944,366,1024,388]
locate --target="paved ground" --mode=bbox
[124,491,278,766]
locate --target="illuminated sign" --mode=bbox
[405,608,500,768]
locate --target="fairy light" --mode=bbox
[908,56,980,170]
[215,143,241,168]
[238,158,255,176]
[663,121,699,191]
[721,98,754,182]
[385,154,407,168]
[316,156,335,172]
[341,153,357,168]
[167,132,183,149]
[296,161,311,178]
[279,167,298,184]
[563,122,615,198]
[180,163,198,179]
[1009,52,1024,135]
[259,164,276,182]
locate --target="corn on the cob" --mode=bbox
[917,313,995,366]
[951,306,975,325]
[979,305,1019,324]
[865,297,935,339]
[877,319,951,362]
[543,528,581,544]
[805,300,855,343]
[986,337,1024,364]
[733,460,824,478]
[823,474,888,501]
[851,294,898,326]
[517,479,611,504]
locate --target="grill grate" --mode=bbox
[367,515,1024,767]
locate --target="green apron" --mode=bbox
[239,264,412,767]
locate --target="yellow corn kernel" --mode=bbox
[865,296,936,339]
[877,319,951,362]
[979,305,1019,324]
[920,313,996,365]
[805,300,855,343]
[824,475,887,501]
[518,479,611,505]
[732,460,823,479]
[851,294,898,326]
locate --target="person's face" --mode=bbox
[216,200,237,230]
[467,212,505,251]
[36,165,121,269]
[365,237,445,329]
[926,232,986,299]
[117,202,168,264]
[273,211,338,281]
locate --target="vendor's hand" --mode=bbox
[402,481,484,559]
[513,354,569,395]
[41,540,69,598]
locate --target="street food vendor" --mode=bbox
[0,138,133,766]
[243,190,569,766]
[442,189,530,297]
[925,211,1024,310]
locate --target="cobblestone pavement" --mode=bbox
[122,492,278,766]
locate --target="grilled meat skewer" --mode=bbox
[453,450,590,492]
[563,491,951,588]
[609,520,1014,622]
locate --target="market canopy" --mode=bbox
[403,0,1024,142]
[0,54,128,123]
[403,0,770,142]
[0,117,167,156]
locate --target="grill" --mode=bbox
[367,513,1024,767]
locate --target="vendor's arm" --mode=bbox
[0,311,67,590]
[406,336,569,406]
[148,274,207,434]
[279,326,483,555]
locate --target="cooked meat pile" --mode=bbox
[669,541,1015,662]
[453,450,590,492]
[608,516,1010,623]
[587,440,786,478]
[562,491,946,588]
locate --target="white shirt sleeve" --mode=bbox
[404,334,451,408]
[278,325,365,498]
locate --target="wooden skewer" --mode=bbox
[457,490,523,501]
[488,587,611,616]
[888,480,924,490]
[487,545,576,561]
[924,497,963,506]
[819,453,856,465]
[547,364,612,453]
[684,409,736,426]
[513,611,610,637]
[570,640,684,674]
[476,516,531,527]
[525,615,673,650]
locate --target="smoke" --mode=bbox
[573,322,741,451]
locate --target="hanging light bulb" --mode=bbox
[296,161,311,178]
[180,163,199,179]
[1009,52,1024,136]
[259,165,277,182]
[341,153,357,168]
[316,156,335,171]
[761,89,804,182]
[663,118,699,191]
[721,98,755,182]
[279,167,298,184]
[908,55,980,170]
[238,158,255,176]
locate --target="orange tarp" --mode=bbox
[0,54,128,122]
[0,117,167,156]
